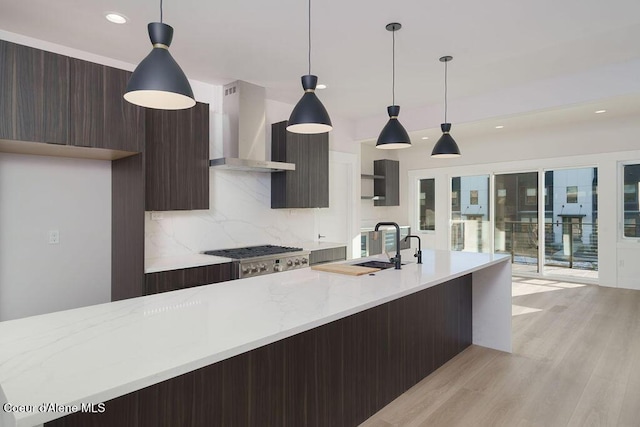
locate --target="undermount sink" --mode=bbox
[352,261,397,270]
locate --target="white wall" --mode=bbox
[396,114,640,289]
[0,154,111,321]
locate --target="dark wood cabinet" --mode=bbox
[69,59,145,151]
[374,159,400,206]
[112,154,145,301]
[69,58,104,147]
[144,263,233,295]
[271,121,329,209]
[0,40,69,144]
[0,40,144,152]
[103,66,145,152]
[145,102,210,211]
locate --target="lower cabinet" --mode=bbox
[309,246,347,266]
[144,263,234,295]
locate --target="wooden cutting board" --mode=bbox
[311,264,381,276]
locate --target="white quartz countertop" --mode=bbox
[0,249,509,427]
[145,253,233,273]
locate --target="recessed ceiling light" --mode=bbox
[316,84,327,90]
[105,12,128,24]
[595,110,606,114]
[495,125,504,129]
[421,136,429,140]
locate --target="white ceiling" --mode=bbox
[1,0,640,127]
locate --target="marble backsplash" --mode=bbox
[145,168,317,258]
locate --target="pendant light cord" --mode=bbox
[160,0,163,23]
[444,59,448,123]
[308,0,311,75]
[392,28,395,106]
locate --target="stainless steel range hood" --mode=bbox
[209,80,295,172]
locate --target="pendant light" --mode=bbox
[124,0,195,110]
[287,0,332,134]
[431,56,461,158]
[376,23,411,149]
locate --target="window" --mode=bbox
[623,164,640,237]
[566,186,578,203]
[470,190,479,205]
[525,188,537,205]
[419,178,435,231]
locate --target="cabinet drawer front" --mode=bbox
[144,263,234,295]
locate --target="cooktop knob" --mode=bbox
[242,266,250,274]
[286,259,293,267]
[259,264,267,271]
[301,258,308,264]
[274,264,283,272]
[251,265,258,273]
[294,258,300,265]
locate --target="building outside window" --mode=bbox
[566,186,578,203]
[525,188,537,205]
[470,190,479,205]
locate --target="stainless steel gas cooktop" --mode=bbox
[204,245,310,279]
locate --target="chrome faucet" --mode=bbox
[404,235,422,264]
[374,222,401,269]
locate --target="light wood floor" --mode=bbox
[360,277,640,427]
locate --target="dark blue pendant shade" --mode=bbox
[287,75,332,134]
[124,22,195,110]
[431,123,461,158]
[376,105,411,149]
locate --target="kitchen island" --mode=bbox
[0,249,511,427]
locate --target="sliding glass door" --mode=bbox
[438,167,599,280]
[542,167,598,279]
[494,172,539,274]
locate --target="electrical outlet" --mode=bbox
[151,212,164,220]
[49,230,60,245]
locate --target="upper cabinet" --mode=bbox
[0,40,145,152]
[373,159,400,206]
[0,41,69,144]
[103,66,145,152]
[69,58,104,148]
[145,102,210,211]
[69,58,145,152]
[271,121,329,209]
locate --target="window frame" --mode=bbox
[620,161,640,240]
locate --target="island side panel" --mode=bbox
[46,274,472,427]
[472,259,512,352]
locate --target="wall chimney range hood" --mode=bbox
[209,80,295,172]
